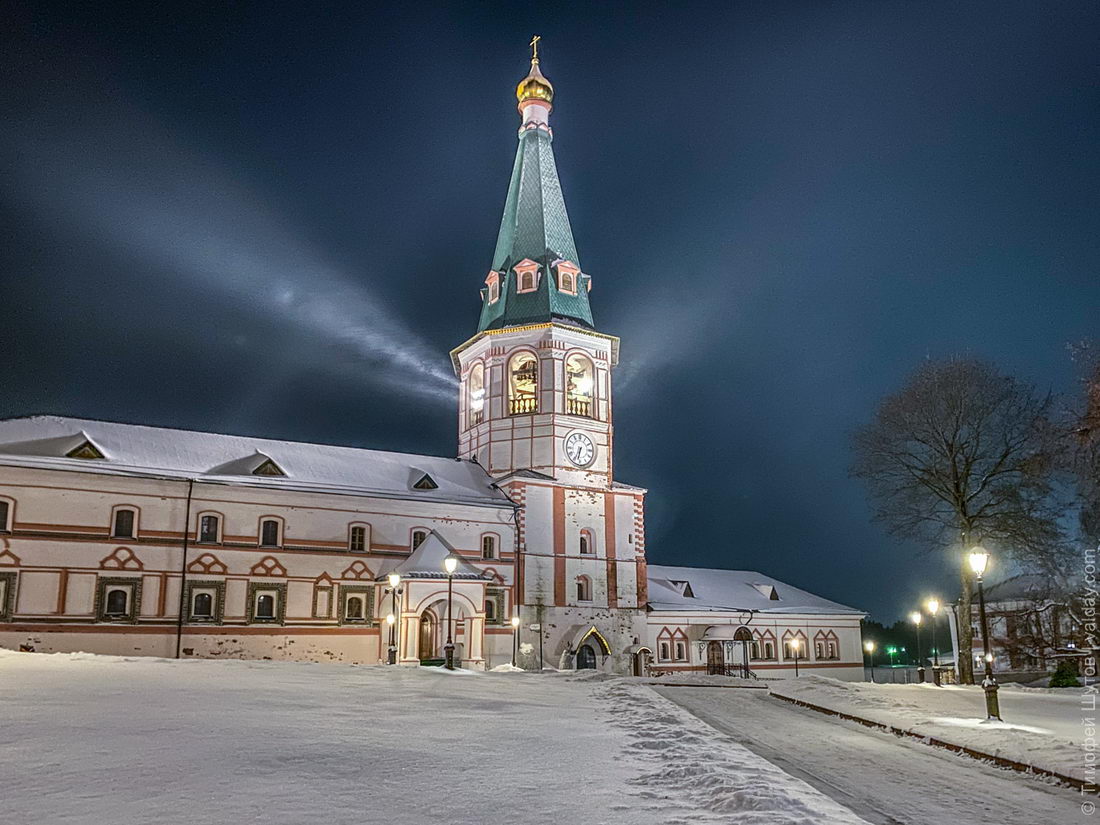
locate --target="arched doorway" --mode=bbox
[706,640,725,675]
[576,644,598,670]
[419,611,437,660]
[632,647,652,677]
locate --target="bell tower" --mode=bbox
[449,42,647,675]
[450,41,619,489]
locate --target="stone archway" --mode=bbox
[576,644,598,670]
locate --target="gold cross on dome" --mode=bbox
[530,35,541,61]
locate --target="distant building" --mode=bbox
[0,48,864,678]
[948,573,1084,675]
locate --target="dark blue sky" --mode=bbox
[2,2,1097,620]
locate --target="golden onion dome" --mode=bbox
[517,59,554,105]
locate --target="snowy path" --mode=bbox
[655,686,1085,825]
[1,652,872,825]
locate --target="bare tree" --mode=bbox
[1070,345,1100,544]
[852,358,1065,684]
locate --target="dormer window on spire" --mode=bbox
[513,259,540,294]
[485,271,501,304]
[554,260,580,296]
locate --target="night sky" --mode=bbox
[2,2,1097,621]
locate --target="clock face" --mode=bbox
[564,432,596,467]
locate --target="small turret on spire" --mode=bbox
[517,36,554,126]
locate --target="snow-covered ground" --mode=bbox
[769,675,1088,781]
[0,651,869,825]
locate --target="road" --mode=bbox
[654,686,1085,825]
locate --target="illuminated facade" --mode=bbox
[0,47,864,677]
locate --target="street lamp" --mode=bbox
[386,572,402,665]
[790,637,801,677]
[864,640,876,682]
[968,547,1001,721]
[886,645,897,666]
[510,615,520,667]
[443,555,458,670]
[926,597,941,685]
[910,611,924,682]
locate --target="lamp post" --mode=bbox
[510,615,520,667]
[790,637,801,677]
[926,597,941,685]
[443,555,458,670]
[864,641,876,682]
[969,548,1001,721]
[386,572,402,665]
[910,611,924,682]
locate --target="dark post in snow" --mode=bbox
[443,555,457,670]
[969,549,1002,721]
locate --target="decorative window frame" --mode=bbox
[781,630,809,660]
[485,271,501,304]
[0,496,12,533]
[554,260,581,296]
[257,515,284,548]
[0,571,16,620]
[575,575,593,604]
[338,584,375,625]
[95,576,142,624]
[196,511,224,544]
[484,587,506,625]
[578,529,595,556]
[751,630,778,661]
[564,350,597,419]
[813,629,840,661]
[348,522,371,553]
[247,581,287,625]
[656,627,690,662]
[513,258,541,294]
[184,579,226,624]
[110,504,139,539]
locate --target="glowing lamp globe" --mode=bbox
[926,598,940,616]
[968,548,990,577]
[443,556,458,575]
[909,611,922,626]
[386,613,395,626]
[510,616,520,628]
[387,572,401,588]
[864,641,876,654]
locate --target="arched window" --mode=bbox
[349,525,367,553]
[484,599,496,622]
[260,519,280,547]
[488,277,500,303]
[815,641,823,659]
[579,530,594,555]
[199,515,220,544]
[751,641,760,660]
[675,642,687,661]
[411,530,427,550]
[508,353,538,415]
[659,642,670,661]
[520,270,534,291]
[576,576,592,602]
[566,354,594,417]
[345,596,364,621]
[192,592,213,618]
[828,641,838,659]
[764,642,774,660]
[559,271,575,294]
[105,588,129,616]
[468,362,485,427]
[112,508,136,538]
[481,535,496,560]
[256,594,276,620]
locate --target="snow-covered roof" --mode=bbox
[389,530,490,580]
[647,564,864,616]
[0,416,514,509]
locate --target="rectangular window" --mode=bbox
[349,526,367,553]
[247,582,287,624]
[260,519,280,547]
[0,500,10,532]
[113,509,135,538]
[96,577,141,623]
[199,515,220,543]
[338,586,373,626]
[481,535,496,560]
[0,572,15,620]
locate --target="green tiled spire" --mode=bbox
[476,55,595,333]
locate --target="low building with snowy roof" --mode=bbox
[642,565,865,680]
